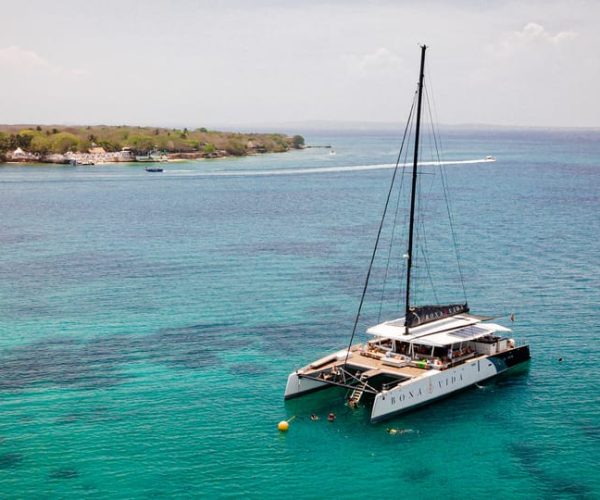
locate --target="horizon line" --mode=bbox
[1,121,599,132]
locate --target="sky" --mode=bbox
[1,0,598,129]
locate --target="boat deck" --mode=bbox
[342,352,425,378]
[299,345,489,385]
[300,347,427,380]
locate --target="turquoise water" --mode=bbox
[0,129,599,498]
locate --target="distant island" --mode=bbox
[0,125,305,164]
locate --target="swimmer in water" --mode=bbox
[386,428,416,435]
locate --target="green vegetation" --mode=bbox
[292,135,305,148]
[0,125,305,162]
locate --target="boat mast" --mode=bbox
[405,44,427,334]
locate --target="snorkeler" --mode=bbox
[386,428,416,435]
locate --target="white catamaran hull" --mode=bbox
[371,349,524,422]
[285,372,329,399]
[285,345,530,423]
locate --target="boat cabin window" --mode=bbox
[393,341,410,355]
[446,342,476,359]
[368,337,393,352]
[412,343,435,359]
[432,346,446,358]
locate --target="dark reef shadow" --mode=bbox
[0,452,23,469]
[404,466,434,483]
[49,467,79,479]
[0,318,353,393]
[509,442,592,499]
[228,363,268,376]
[0,322,250,392]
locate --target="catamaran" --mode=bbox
[284,46,530,423]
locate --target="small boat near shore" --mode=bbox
[284,46,530,423]
[145,167,164,172]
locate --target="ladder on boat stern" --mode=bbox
[348,369,379,407]
[348,382,367,406]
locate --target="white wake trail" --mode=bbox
[171,158,495,178]
[0,158,495,184]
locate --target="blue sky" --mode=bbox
[1,0,598,128]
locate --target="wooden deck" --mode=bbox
[301,348,427,380]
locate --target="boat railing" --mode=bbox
[446,351,477,367]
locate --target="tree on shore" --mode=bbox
[0,132,9,160]
[225,140,246,156]
[129,135,155,153]
[30,135,51,154]
[292,135,305,148]
[15,130,35,149]
[50,132,80,154]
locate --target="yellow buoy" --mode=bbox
[277,420,289,432]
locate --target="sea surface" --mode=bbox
[0,128,599,498]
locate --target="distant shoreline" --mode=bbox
[0,125,305,165]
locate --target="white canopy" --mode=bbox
[409,323,511,347]
[367,314,479,339]
[367,314,511,346]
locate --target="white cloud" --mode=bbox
[0,45,86,76]
[344,47,404,77]
[517,22,577,44]
[0,45,50,69]
[496,22,578,55]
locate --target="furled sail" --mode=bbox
[405,303,470,328]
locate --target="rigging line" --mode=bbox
[395,169,411,311]
[424,58,444,153]
[436,136,468,303]
[417,93,444,305]
[419,216,439,305]
[343,91,418,366]
[415,137,440,305]
[377,95,416,322]
[417,128,446,305]
[394,92,425,312]
[414,128,440,304]
[412,123,433,306]
[424,83,468,302]
[425,78,467,302]
[415,165,436,305]
[394,119,414,313]
[412,169,420,305]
